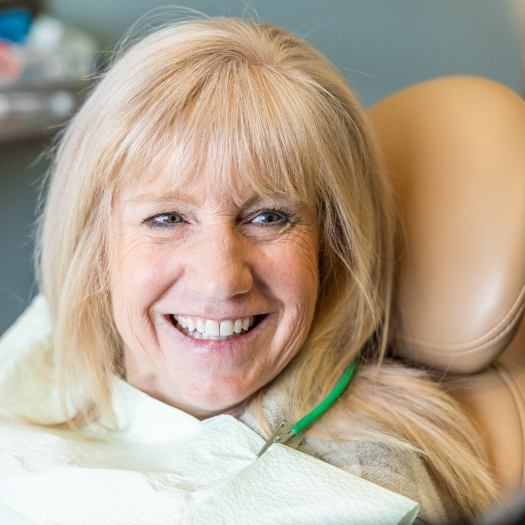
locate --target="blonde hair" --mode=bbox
[37,17,496,521]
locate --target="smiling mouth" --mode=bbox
[170,314,261,341]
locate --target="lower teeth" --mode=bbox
[176,323,249,341]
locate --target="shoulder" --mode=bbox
[240,371,461,524]
[0,295,57,420]
[301,437,459,525]
[240,400,459,525]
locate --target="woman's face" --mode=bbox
[110,174,319,419]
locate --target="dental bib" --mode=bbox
[0,297,419,525]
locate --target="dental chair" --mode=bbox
[367,76,525,502]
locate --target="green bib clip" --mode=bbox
[256,360,357,458]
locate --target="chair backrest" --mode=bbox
[367,76,525,496]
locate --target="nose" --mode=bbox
[184,226,253,301]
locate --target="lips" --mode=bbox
[170,314,258,341]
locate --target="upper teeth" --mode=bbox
[174,315,254,340]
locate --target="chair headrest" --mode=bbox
[368,77,525,374]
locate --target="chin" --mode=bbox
[159,372,257,419]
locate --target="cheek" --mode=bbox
[256,232,319,317]
[109,236,181,338]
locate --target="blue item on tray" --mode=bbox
[0,9,32,43]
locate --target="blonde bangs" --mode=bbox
[110,59,330,209]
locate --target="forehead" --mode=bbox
[117,169,306,213]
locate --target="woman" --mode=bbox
[5,17,497,523]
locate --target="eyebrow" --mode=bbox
[125,190,199,207]
[124,189,274,210]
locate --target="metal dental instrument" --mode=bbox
[256,360,357,458]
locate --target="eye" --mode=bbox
[251,209,290,227]
[145,212,184,228]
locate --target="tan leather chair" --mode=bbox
[367,76,525,500]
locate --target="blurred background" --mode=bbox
[1,0,524,336]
